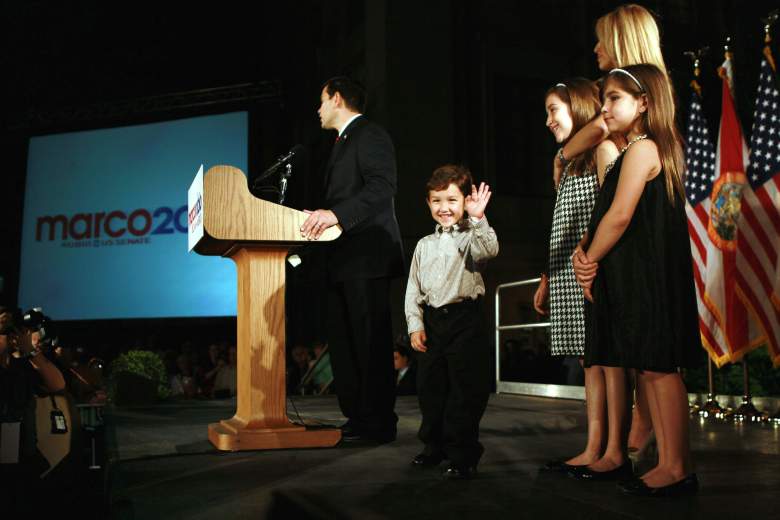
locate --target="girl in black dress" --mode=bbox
[573,65,702,496]
[557,4,676,462]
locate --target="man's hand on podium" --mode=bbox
[301,209,338,240]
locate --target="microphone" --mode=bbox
[260,144,304,179]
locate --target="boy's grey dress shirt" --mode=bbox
[405,216,499,334]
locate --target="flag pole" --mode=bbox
[699,360,726,419]
[759,8,780,426]
[683,45,725,420]
[728,357,767,422]
[724,25,772,424]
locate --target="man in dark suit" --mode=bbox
[301,77,404,442]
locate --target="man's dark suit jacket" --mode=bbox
[322,115,404,282]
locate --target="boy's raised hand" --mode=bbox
[465,182,492,220]
[410,330,428,352]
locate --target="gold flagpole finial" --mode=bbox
[762,10,779,72]
[762,10,778,44]
[685,47,708,96]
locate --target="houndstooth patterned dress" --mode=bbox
[548,164,599,356]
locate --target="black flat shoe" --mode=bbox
[619,474,699,497]
[570,461,634,481]
[541,458,582,473]
[412,452,446,467]
[442,464,477,480]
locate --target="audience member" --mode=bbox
[287,344,311,395]
[199,342,226,397]
[394,338,417,396]
[0,305,67,513]
[309,341,334,394]
[213,346,237,398]
[170,353,197,398]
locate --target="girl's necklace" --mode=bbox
[604,134,649,179]
[620,133,648,153]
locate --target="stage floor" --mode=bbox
[107,394,780,519]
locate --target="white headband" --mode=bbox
[610,68,644,91]
[555,82,567,88]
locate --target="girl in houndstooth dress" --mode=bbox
[548,162,598,356]
[535,79,619,472]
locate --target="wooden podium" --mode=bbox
[190,165,342,451]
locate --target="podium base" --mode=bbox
[208,421,342,451]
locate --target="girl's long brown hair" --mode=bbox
[605,64,685,203]
[545,77,601,176]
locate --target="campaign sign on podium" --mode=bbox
[187,165,204,252]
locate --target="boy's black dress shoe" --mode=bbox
[411,453,446,467]
[442,464,477,480]
[618,474,699,497]
[569,461,633,481]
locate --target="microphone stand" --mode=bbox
[279,163,292,204]
[252,159,294,205]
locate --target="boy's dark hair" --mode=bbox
[426,164,473,198]
[322,76,367,113]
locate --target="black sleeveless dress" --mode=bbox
[584,149,704,372]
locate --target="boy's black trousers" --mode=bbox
[416,298,490,467]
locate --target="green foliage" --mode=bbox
[685,347,780,397]
[108,350,170,401]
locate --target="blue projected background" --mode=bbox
[19,112,248,320]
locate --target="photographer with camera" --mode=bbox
[1,305,66,512]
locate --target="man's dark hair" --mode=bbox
[323,76,367,113]
[426,164,473,198]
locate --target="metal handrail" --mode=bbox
[494,277,550,389]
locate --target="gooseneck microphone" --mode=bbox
[256,144,304,183]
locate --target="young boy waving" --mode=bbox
[405,164,499,479]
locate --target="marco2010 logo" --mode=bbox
[36,206,188,241]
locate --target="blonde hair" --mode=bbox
[596,4,667,73]
[605,64,685,203]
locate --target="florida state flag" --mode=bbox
[703,55,765,362]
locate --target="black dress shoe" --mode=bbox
[569,461,634,481]
[442,464,477,480]
[541,458,582,473]
[411,452,446,467]
[619,474,699,497]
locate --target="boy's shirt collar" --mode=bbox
[434,216,482,235]
[435,220,463,235]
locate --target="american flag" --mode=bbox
[684,86,731,366]
[736,47,780,366]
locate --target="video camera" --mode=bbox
[0,305,58,353]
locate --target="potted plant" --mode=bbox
[109,350,169,405]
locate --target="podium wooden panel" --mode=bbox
[192,165,341,450]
